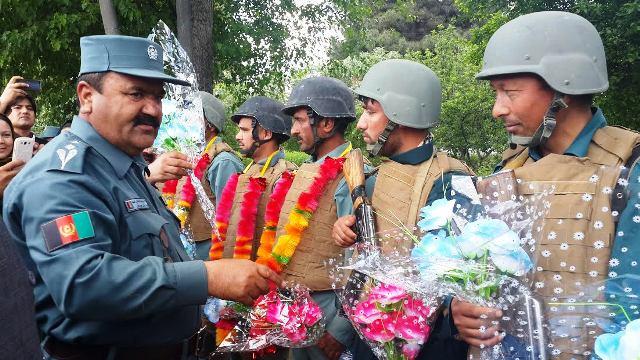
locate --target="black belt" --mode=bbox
[44,333,199,360]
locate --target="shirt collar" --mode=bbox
[389,141,434,165]
[308,142,351,164]
[528,107,606,161]
[256,149,285,166]
[70,116,140,178]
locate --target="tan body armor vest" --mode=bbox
[180,141,236,242]
[372,152,473,255]
[222,158,297,260]
[276,162,345,291]
[500,126,640,359]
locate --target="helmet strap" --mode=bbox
[509,92,567,149]
[367,121,397,156]
[307,109,337,155]
[242,119,270,157]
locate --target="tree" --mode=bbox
[99,0,120,35]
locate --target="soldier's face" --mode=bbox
[291,108,315,154]
[79,72,164,156]
[357,98,390,145]
[235,117,256,155]
[489,75,554,138]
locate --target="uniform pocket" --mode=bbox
[124,211,169,260]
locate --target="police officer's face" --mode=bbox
[7,98,35,132]
[490,75,555,137]
[79,72,164,156]
[291,108,315,153]
[357,98,390,145]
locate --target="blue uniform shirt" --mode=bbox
[3,117,208,346]
[206,137,244,207]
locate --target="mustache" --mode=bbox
[133,115,160,129]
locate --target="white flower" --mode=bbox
[591,257,599,263]
[582,193,593,202]
[594,240,605,249]
[573,232,585,241]
[569,266,576,271]
[632,261,638,267]
[560,261,567,267]
[602,206,609,213]
[624,287,633,293]
[612,211,619,217]
[576,212,584,219]
[609,258,620,267]
[589,175,599,183]
[603,187,613,194]
[618,178,629,186]
[554,287,563,294]
[594,221,604,229]
[535,282,545,289]
[560,243,569,250]
[634,216,640,223]
[609,271,618,278]
[542,250,551,258]
[589,271,599,278]
[417,199,456,232]
[621,247,628,253]
[553,274,562,281]
[557,219,563,225]
[547,231,557,240]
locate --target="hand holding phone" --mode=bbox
[20,79,41,93]
[12,137,35,163]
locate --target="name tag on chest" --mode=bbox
[124,198,150,212]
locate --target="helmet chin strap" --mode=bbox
[509,92,567,149]
[367,121,397,156]
[241,119,270,157]
[306,109,337,156]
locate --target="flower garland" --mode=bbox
[161,179,178,209]
[173,153,211,227]
[256,171,295,271]
[209,173,240,260]
[233,177,268,259]
[269,157,346,272]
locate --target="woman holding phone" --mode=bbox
[0,114,25,211]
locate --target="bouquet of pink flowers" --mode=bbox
[216,284,325,352]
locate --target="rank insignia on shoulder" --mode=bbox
[41,211,95,252]
[124,198,150,212]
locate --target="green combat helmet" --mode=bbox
[354,59,441,156]
[198,91,226,133]
[232,96,291,156]
[476,11,608,148]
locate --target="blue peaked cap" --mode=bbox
[79,35,190,86]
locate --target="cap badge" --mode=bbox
[147,45,159,60]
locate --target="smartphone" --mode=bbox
[19,79,41,93]
[12,137,34,163]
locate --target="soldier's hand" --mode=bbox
[204,259,284,305]
[0,76,29,113]
[332,215,357,247]
[146,151,194,185]
[450,298,503,348]
[316,332,345,360]
[0,159,25,195]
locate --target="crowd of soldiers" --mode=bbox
[3,10,639,360]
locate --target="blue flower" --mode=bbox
[411,230,461,273]
[417,199,456,232]
[491,247,533,276]
[203,297,226,324]
[595,318,640,360]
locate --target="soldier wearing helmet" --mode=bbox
[279,76,374,359]
[148,91,244,261]
[450,12,640,359]
[332,59,474,359]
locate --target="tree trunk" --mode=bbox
[190,0,213,91]
[98,0,120,35]
[176,0,193,56]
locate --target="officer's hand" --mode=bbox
[316,332,345,360]
[333,215,357,247]
[0,159,25,195]
[204,259,284,305]
[450,298,503,348]
[146,151,194,185]
[0,76,29,113]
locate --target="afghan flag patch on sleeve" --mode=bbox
[41,211,95,252]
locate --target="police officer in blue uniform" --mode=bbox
[3,35,281,360]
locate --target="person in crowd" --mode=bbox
[450,11,640,359]
[3,34,281,360]
[332,59,474,359]
[0,114,25,209]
